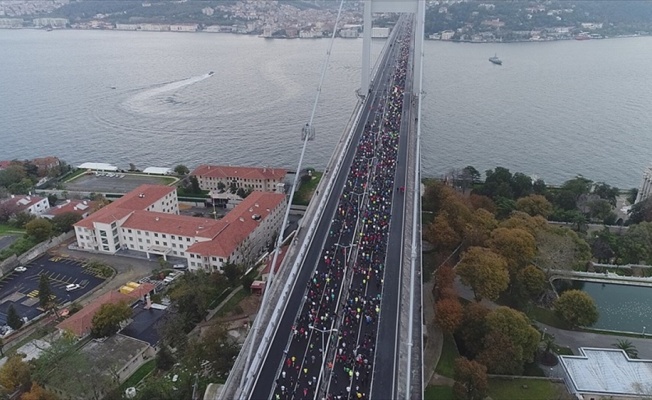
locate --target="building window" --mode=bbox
[155,241,159,245]
[154,233,159,237]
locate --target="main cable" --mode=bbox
[239,0,347,397]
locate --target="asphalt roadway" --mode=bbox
[250,19,413,400]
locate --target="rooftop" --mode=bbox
[122,210,226,238]
[57,282,155,337]
[77,162,118,171]
[191,164,287,181]
[120,304,167,346]
[43,199,96,218]
[1,194,47,213]
[75,184,175,229]
[187,191,286,257]
[560,347,652,397]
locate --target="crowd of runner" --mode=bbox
[272,25,412,400]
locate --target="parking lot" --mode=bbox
[0,255,106,325]
[64,172,176,194]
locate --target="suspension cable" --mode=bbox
[239,0,347,396]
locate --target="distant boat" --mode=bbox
[208,71,214,76]
[46,28,53,32]
[489,54,502,65]
[110,86,116,90]
[575,34,591,40]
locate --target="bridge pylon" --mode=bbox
[361,0,425,97]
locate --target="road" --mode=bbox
[250,18,414,400]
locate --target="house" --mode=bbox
[42,199,97,220]
[191,165,287,193]
[44,334,155,400]
[73,184,287,273]
[0,160,12,170]
[56,283,155,338]
[32,156,60,176]
[1,194,50,216]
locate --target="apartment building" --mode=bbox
[73,184,286,272]
[191,165,287,193]
[1,194,50,216]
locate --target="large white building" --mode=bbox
[191,165,287,193]
[73,184,286,272]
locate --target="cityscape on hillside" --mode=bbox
[2,0,652,41]
[2,2,652,400]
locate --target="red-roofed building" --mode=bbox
[73,184,287,273]
[0,194,50,216]
[191,164,287,193]
[32,156,60,176]
[0,160,11,170]
[42,199,97,220]
[56,283,155,337]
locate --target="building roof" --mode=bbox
[187,191,286,257]
[0,160,13,170]
[56,283,155,337]
[191,164,287,181]
[32,156,59,167]
[122,210,226,238]
[143,167,173,175]
[43,199,96,218]
[560,347,652,397]
[75,184,175,229]
[77,162,118,171]
[1,194,48,213]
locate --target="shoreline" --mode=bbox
[3,26,649,43]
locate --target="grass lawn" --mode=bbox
[61,168,87,183]
[435,334,459,378]
[121,359,156,389]
[528,306,571,330]
[0,224,24,235]
[216,289,249,317]
[424,385,453,400]
[488,377,558,400]
[293,170,323,206]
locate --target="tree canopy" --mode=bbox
[456,247,509,301]
[25,218,53,242]
[452,357,488,400]
[516,194,553,218]
[554,290,599,328]
[91,301,132,338]
[52,211,82,233]
[0,354,31,392]
[435,297,463,334]
[488,227,537,276]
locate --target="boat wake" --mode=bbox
[122,72,213,114]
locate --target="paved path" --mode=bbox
[454,278,652,359]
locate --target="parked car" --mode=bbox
[66,284,80,292]
[15,266,26,272]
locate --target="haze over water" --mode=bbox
[1,29,652,188]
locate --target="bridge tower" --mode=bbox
[361,0,425,96]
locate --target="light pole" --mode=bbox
[308,323,338,400]
[542,327,547,340]
[643,326,646,337]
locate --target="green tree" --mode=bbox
[462,165,481,184]
[38,274,54,309]
[554,290,599,328]
[612,339,638,359]
[457,247,509,301]
[222,261,241,286]
[241,274,255,292]
[25,218,53,242]
[511,172,533,199]
[190,176,201,194]
[51,211,82,233]
[452,357,488,400]
[156,345,175,371]
[217,181,226,192]
[477,331,524,375]
[0,354,31,392]
[7,304,23,329]
[426,212,460,252]
[515,265,547,300]
[47,193,58,207]
[593,182,619,207]
[174,164,190,175]
[458,303,490,357]
[184,323,240,378]
[91,301,132,338]
[488,227,537,276]
[10,211,35,228]
[533,178,547,195]
[158,313,189,352]
[482,307,540,373]
[516,194,553,218]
